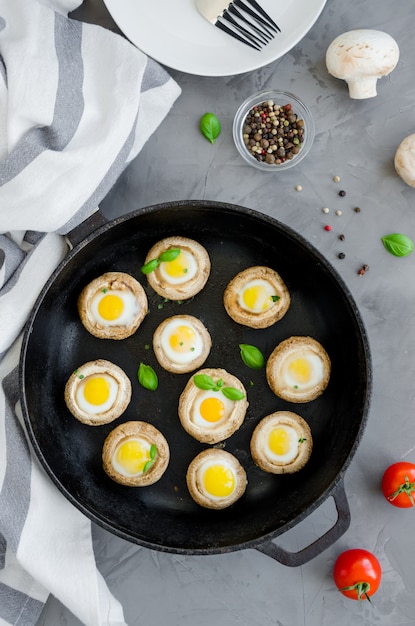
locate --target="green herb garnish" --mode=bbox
[193,374,219,390]
[200,112,221,144]
[298,437,306,443]
[239,344,265,370]
[381,233,414,257]
[143,444,157,473]
[271,295,280,302]
[141,248,181,274]
[138,363,158,391]
[193,374,245,400]
[221,387,246,401]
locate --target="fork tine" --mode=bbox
[221,11,267,48]
[195,0,281,50]
[234,0,280,34]
[227,5,274,42]
[244,0,281,31]
[215,20,262,50]
[222,9,269,46]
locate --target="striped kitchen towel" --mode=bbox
[0,0,181,624]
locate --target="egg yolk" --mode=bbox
[162,249,190,278]
[288,357,312,384]
[169,325,196,353]
[242,284,273,312]
[199,397,225,422]
[203,464,235,497]
[115,439,150,475]
[268,427,291,456]
[98,293,124,321]
[83,376,110,406]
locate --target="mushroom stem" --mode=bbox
[346,78,379,100]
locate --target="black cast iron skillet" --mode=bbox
[20,201,372,566]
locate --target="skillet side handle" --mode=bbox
[254,480,350,567]
[64,209,109,250]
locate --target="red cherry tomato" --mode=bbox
[381,462,415,508]
[333,549,381,601]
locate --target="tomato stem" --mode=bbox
[388,475,415,507]
[340,581,372,602]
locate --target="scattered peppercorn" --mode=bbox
[338,190,346,197]
[354,206,361,213]
[242,100,305,165]
[357,264,369,276]
[322,207,330,213]
[362,264,369,271]
[333,175,341,183]
[339,234,345,241]
[324,225,332,231]
[335,210,342,216]
[295,185,303,191]
[338,252,346,259]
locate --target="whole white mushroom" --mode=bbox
[395,134,415,187]
[326,29,400,99]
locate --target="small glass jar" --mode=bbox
[233,90,315,171]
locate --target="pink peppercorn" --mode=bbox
[324,225,332,231]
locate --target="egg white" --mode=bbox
[89,288,139,327]
[75,373,118,415]
[261,423,299,465]
[237,278,276,313]
[190,390,234,429]
[281,351,325,392]
[159,318,205,364]
[158,248,198,285]
[111,436,152,477]
[196,457,237,501]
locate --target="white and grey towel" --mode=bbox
[0,0,181,624]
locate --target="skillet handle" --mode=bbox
[64,209,109,250]
[254,480,350,567]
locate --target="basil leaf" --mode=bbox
[221,387,245,401]
[381,233,414,257]
[149,443,157,460]
[239,344,265,369]
[141,258,160,274]
[143,459,154,474]
[159,248,180,263]
[193,374,217,390]
[200,112,221,144]
[138,363,158,391]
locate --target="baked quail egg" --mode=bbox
[250,411,312,474]
[223,266,290,328]
[266,336,331,402]
[153,314,211,374]
[78,271,148,340]
[102,421,170,486]
[64,359,132,425]
[178,368,248,444]
[186,449,247,509]
[142,236,210,300]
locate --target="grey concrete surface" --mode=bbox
[36,0,415,625]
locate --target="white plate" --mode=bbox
[102,0,327,77]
